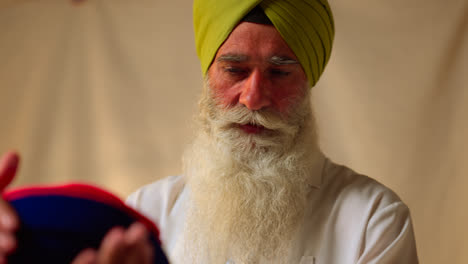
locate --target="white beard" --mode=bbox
[178,82,321,264]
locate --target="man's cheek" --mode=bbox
[270,82,307,111]
[211,91,238,108]
[209,80,244,107]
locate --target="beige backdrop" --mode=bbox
[0,0,467,263]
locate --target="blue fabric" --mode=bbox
[7,195,169,264]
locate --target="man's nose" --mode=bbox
[238,69,271,111]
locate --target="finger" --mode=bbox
[0,201,19,257]
[140,239,155,264]
[0,232,17,254]
[0,151,19,191]
[0,154,20,256]
[124,223,154,264]
[0,199,19,232]
[123,240,154,264]
[71,248,97,264]
[96,227,126,263]
[124,222,148,245]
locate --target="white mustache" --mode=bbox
[213,105,299,137]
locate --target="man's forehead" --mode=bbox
[214,22,300,63]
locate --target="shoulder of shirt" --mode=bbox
[126,175,186,224]
[314,158,418,262]
[320,158,406,211]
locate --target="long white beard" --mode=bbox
[179,83,321,264]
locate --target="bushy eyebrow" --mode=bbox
[269,56,299,66]
[216,54,299,66]
[217,54,249,63]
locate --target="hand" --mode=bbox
[71,222,154,264]
[0,151,20,264]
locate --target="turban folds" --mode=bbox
[193,0,335,87]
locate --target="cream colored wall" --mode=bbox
[0,0,202,194]
[1,0,467,263]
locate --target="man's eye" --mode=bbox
[270,69,290,76]
[224,67,246,75]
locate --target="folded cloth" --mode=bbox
[2,183,169,264]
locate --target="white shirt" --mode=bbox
[127,155,418,264]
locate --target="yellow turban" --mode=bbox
[193,0,335,88]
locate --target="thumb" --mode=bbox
[0,151,19,191]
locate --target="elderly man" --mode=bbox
[0,0,418,263]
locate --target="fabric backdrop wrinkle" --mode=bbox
[0,0,467,263]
